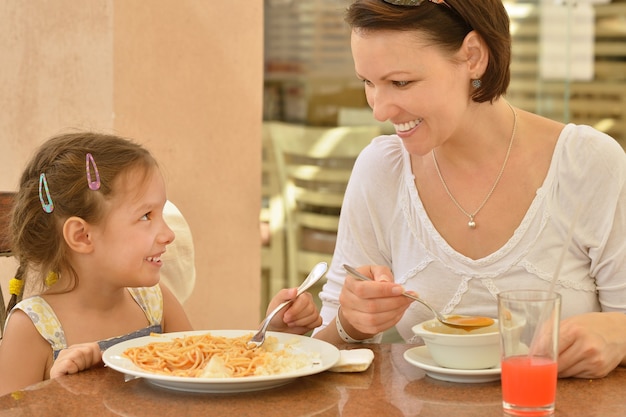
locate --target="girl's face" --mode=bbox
[89,166,174,289]
[351,29,472,155]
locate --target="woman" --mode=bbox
[312,0,626,379]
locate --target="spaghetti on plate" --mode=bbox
[123,332,312,378]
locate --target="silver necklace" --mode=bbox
[431,103,517,229]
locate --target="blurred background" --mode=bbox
[259,0,626,317]
[264,0,626,146]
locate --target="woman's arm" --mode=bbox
[558,312,626,378]
[558,130,626,378]
[314,265,412,345]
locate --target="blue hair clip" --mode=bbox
[86,153,101,191]
[38,173,54,213]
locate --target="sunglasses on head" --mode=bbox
[381,0,471,29]
[382,0,450,7]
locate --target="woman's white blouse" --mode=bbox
[316,124,626,343]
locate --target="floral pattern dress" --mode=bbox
[9,286,163,359]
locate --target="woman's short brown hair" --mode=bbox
[345,0,511,103]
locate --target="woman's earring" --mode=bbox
[472,79,482,89]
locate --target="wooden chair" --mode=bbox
[0,192,16,336]
[338,107,396,134]
[268,122,381,288]
[260,124,286,314]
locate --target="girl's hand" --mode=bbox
[267,288,322,335]
[50,342,103,378]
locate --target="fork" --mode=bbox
[247,261,328,349]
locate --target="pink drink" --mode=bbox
[501,355,558,415]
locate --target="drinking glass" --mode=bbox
[498,290,561,416]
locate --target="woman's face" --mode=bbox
[351,29,472,155]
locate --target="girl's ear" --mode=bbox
[463,30,489,79]
[63,216,94,254]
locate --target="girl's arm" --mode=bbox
[160,283,193,332]
[0,310,53,396]
[49,342,102,378]
[267,288,322,335]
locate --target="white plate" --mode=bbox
[102,330,340,393]
[403,346,501,383]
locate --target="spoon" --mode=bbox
[343,264,494,330]
[247,261,328,349]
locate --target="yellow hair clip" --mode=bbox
[9,278,24,296]
[45,271,58,287]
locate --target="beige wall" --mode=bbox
[0,1,263,329]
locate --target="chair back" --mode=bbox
[268,122,381,287]
[0,193,14,255]
[0,192,16,337]
[260,125,286,314]
[160,200,196,304]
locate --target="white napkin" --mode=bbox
[328,348,374,373]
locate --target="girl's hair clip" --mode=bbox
[38,173,54,213]
[86,153,101,191]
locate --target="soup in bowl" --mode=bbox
[412,318,500,370]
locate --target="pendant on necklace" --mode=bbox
[468,216,476,229]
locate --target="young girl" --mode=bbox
[0,132,321,396]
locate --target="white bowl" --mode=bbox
[411,318,500,370]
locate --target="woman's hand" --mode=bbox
[558,312,626,378]
[267,288,322,335]
[338,265,413,339]
[50,342,103,378]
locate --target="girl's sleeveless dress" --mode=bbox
[10,285,163,359]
